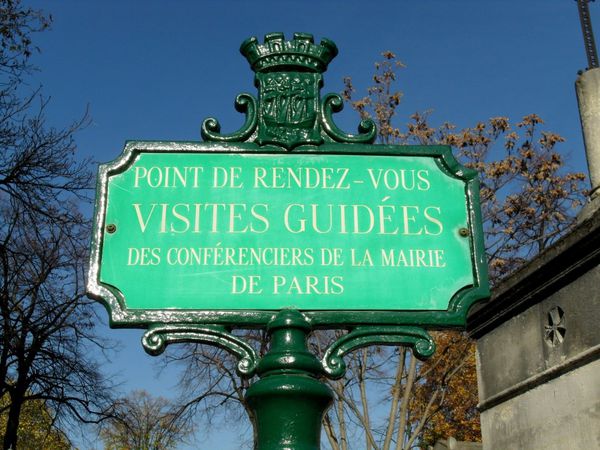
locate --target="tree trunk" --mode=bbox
[3,392,23,450]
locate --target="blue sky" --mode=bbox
[23,1,598,448]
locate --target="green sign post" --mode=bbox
[88,33,489,450]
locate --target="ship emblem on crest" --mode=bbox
[259,73,319,147]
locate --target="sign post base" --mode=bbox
[245,310,333,450]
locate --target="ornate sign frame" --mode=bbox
[88,141,488,331]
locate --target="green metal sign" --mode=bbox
[88,33,490,450]
[94,143,481,315]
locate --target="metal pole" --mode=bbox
[245,310,333,450]
[576,0,599,69]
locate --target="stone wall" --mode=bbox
[468,208,600,449]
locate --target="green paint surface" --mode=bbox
[100,152,473,311]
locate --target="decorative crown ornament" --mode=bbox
[240,32,338,73]
[202,33,376,149]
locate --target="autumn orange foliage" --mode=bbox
[412,333,480,445]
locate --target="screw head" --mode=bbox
[106,223,117,234]
[458,227,469,237]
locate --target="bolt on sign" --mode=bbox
[88,32,489,331]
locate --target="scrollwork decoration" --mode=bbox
[142,324,259,377]
[201,93,258,143]
[322,326,435,379]
[320,93,377,144]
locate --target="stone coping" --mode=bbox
[467,205,600,338]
